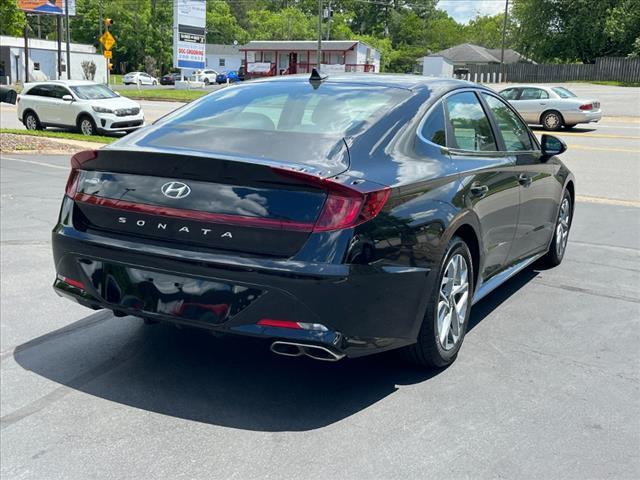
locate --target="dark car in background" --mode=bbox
[159,73,182,85]
[52,74,574,367]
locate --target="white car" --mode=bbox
[17,80,145,136]
[122,71,158,86]
[498,85,602,130]
[191,69,219,85]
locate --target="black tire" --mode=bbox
[203,78,210,85]
[77,115,97,136]
[541,110,564,131]
[404,236,474,368]
[152,80,157,86]
[24,111,43,130]
[540,189,572,268]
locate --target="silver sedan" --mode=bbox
[498,85,602,130]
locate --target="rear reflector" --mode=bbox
[272,168,390,232]
[579,103,593,111]
[58,275,85,290]
[257,319,328,331]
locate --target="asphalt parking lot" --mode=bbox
[1,83,639,479]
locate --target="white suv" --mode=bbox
[191,69,219,85]
[17,80,144,136]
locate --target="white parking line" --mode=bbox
[1,156,68,170]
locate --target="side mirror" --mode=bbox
[62,94,74,101]
[0,87,17,104]
[541,134,567,157]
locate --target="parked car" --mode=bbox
[498,85,602,130]
[191,69,219,85]
[18,80,144,135]
[215,70,243,84]
[122,71,158,86]
[52,74,574,367]
[160,72,182,85]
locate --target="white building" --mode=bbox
[239,40,381,76]
[416,56,455,77]
[0,35,107,85]
[205,44,242,72]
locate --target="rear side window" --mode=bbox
[499,88,520,100]
[445,92,497,152]
[419,102,446,146]
[482,94,533,152]
[520,88,549,100]
[25,85,52,97]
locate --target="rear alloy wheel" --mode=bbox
[541,110,563,131]
[24,111,42,130]
[540,190,572,267]
[78,116,97,136]
[404,236,474,368]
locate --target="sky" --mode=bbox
[437,0,507,24]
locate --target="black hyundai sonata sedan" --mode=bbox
[52,73,574,367]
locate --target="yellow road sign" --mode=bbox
[99,31,116,51]
[103,50,112,59]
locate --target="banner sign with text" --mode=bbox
[173,0,206,70]
[18,0,76,16]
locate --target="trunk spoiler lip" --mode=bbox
[100,141,351,180]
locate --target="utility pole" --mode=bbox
[316,0,322,71]
[57,16,62,78]
[325,1,332,41]
[500,0,509,82]
[23,23,29,83]
[65,0,71,79]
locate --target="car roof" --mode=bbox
[249,73,482,93]
[23,80,102,87]
[499,85,557,90]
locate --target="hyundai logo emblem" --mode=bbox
[161,181,191,199]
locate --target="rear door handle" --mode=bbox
[470,183,489,198]
[518,173,533,187]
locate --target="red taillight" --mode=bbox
[579,103,593,111]
[65,150,97,197]
[272,168,390,232]
[257,319,303,330]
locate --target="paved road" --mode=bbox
[0,152,638,479]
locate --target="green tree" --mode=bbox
[1,0,26,36]
[207,1,249,44]
[464,14,507,49]
[511,0,640,63]
[247,7,314,40]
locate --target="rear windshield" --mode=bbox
[551,87,576,98]
[154,81,410,136]
[71,84,118,100]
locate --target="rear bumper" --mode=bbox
[564,109,602,124]
[52,222,431,358]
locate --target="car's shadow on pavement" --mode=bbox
[13,268,539,432]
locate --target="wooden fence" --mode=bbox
[465,57,640,83]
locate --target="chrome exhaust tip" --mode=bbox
[270,341,344,362]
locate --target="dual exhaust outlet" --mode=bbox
[270,341,345,362]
